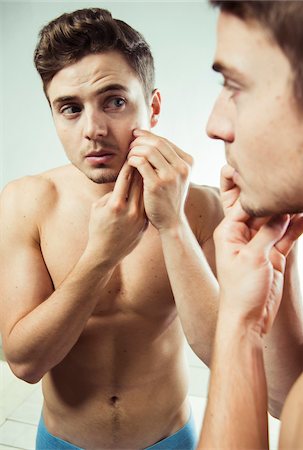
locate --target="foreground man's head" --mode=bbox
[208,1,303,217]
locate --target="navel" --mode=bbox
[109,395,119,406]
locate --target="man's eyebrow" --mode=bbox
[212,62,246,82]
[52,83,129,107]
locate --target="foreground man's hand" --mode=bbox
[217,164,303,334]
[199,165,303,450]
[215,202,303,334]
[127,129,193,231]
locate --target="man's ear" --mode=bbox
[150,89,161,128]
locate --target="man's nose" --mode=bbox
[206,96,235,143]
[84,109,108,140]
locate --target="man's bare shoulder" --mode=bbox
[279,371,303,447]
[187,183,221,211]
[0,165,75,218]
[185,183,224,243]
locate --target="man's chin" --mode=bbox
[88,173,118,184]
[240,193,271,218]
[240,194,303,217]
[81,165,120,184]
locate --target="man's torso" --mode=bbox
[36,165,191,448]
[5,164,218,449]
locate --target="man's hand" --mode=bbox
[215,165,303,335]
[220,163,241,215]
[86,162,148,267]
[127,129,193,231]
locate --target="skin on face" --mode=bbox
[207,12,303,216]
[47,51,160,186]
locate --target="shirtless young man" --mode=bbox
[198,2,303,449]
[0,8,223,450]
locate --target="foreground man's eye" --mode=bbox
[221,78,241,100]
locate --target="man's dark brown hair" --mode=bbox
[210,1,303,109]
[34,8,155,102]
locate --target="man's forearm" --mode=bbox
[199,308,269,450]
[159,220,219,366]
[264,246,303,417]
[4,252,115,383]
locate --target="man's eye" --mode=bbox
[221,79,240,97]
[105,97,126,110]
[61,105,81,115]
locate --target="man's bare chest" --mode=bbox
[39,205,175,316]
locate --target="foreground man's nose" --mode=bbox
[206,98,235,143]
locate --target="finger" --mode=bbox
[275,213,303,256]
[94,191,112,207]
[111,162,133,202]
[220,164,237,194]
[132,129,193,167]
[220,164,241,215]
[227,198,251,223]
[128,155,159,186]
[130,135,181,167]
[127,170,148,228]
[246,216,271,235]
[128,145,173,178]
[127,169,143,207]
[246,214,290,258]
[221,186,241,215]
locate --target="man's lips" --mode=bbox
[85,150,116,165]
[86,149,116,157]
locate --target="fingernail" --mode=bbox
[133,128,144,136]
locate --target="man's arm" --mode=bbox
[158,188,222,365]
[200,309,269,449]
[220,165,303,418]
[0,165,147,383]
[279,371,303,446]
[128,130,222,365]
[263,245,303,417]
[198,167,303,448]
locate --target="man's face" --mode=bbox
[207,12,303,216]
[47,51,159,184]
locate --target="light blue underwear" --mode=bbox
[36,409,197,450]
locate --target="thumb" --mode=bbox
[246,214,290,257]
[95,191,112,207]
[275,213,303,256]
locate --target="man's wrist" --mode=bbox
[157,216,188,237]
[217,301,265,344]
[79,246,118,273]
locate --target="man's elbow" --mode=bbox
[8,360,43,384]
[268,396,283,419]
[187,339,211,368]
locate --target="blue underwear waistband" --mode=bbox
[36,408,197,450]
